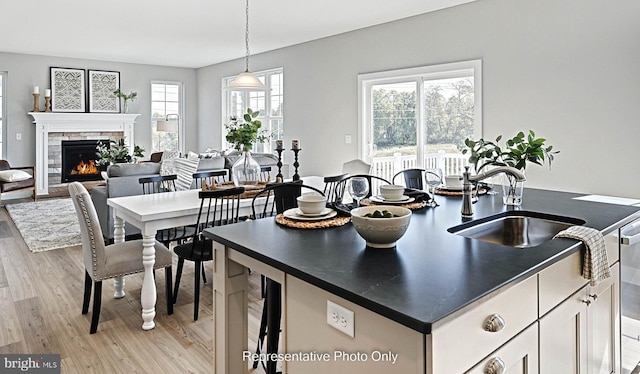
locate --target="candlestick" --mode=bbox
[32,93,41,112]
[44,96,51,112]
[45,88,51,97]
[291,148,301,181]
[33,86,39,94]
[275,148,284,181]
[292,140,299,150]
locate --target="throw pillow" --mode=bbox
[160,157,200,191]
[0,169,32,182]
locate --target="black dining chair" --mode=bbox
[260,166,273,182]
[250,181,325,372]
[323,173,349,203]
[172,187,245,321]
[392,168,426,190]
[192,170,228,189]
[138,175,196,249]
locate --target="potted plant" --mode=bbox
[463,130,559,205]
[113,88,137,114]
[225,108,270,187]
[96,138,145,166]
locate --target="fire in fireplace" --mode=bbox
[61,140,109,183]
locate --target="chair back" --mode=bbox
[139,174,177,194]
[337,174,391,200]
[342,159,372,175]
[192,170,227,189]
[260,166,272,182]
[323,173,349,203]
[68,182,107,280]
[186,187,245,259]
[251,181,325,219]
[392,168,425,190]
[0,160,10,171]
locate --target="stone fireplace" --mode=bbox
[29,112,140,195]
[60,139,109,183]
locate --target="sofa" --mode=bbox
[91,156,226,241]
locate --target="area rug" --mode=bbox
[6,198,81,252]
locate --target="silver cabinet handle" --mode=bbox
[484,357,506,374]
[589,293,598,301]
[484,314,506,332]
[582,299,592,306]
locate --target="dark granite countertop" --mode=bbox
[204,188,640,334]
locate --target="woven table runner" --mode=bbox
[202,181,268,199]
[275,214,351,229]
[360,198,429,210]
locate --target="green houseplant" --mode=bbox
[463,130,559,205]
[96,138,145,166]
[113,89,137,114]
[224,108,270,187]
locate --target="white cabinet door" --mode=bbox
[587,262,620,374]
[466,323,538,374]
[540,286,588,374]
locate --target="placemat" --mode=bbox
[360,198,429,210]
[435,186,488,196]
[275,214,351,229]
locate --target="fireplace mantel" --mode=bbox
[29,112,140,195]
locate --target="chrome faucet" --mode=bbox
[461,165,526,217]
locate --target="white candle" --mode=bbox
[45,89,51,97]
[33,86,39,94]
[292,140,299,150]
[276,140,283,150]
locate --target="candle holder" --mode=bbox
[291,148,301,181]
[44,96,52,112]
[32,93,41,112]
[275,148,284,181]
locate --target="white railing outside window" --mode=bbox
[372,152,469,182]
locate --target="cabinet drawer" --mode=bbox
[430,275,537,374]
[466,322,539,374]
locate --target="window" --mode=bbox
[151,82,183,153]
[222,68,283,153]
[359,60,482,181]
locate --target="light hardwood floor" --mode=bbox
[0,197,268,373]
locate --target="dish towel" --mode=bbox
[554,226,610,286]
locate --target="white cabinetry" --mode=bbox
[467,323,538,374]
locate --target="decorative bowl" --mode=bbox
[350,205,412,248]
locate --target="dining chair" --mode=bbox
[139,175,196,249]
[342,158,372,175]
[68,181,173,334]
[192,170,228,189]
[323,173,349,203]
[249,181,325,371]
[260,166,273,182]
[336,174,392,201]
[172,187,245,321]
[392,168,426,190]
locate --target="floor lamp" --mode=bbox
[156,114,179,152]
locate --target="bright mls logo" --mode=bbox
[1,354,60,373]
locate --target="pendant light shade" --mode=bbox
[226,0,266,91]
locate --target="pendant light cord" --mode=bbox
[244,0,250,72]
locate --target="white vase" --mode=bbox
[500,173,524,206]
[231,150,261,187]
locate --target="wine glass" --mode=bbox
[425,168,443,207]
[347,177,369,207]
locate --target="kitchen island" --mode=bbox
[204,188,640,373]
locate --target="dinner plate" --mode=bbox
[294,208,332,217]
[439,185,463,191]
[369,195,415,204]
[283,208,338,221]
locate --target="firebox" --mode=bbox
[61,140,109,183]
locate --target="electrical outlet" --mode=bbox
[345,134,352,144]
[327,300,354,337]
[16,133,21,140]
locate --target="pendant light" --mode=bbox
[227,0,266,91]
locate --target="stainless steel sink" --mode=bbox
[448,211,586,248]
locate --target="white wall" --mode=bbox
[0,52,198,165]
[197,0,640,198]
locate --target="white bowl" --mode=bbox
[445,175,463,188]
[296,194,327,215]
[379,184,405,200]
[350,205,412,248]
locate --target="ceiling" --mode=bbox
[1,0,473,69]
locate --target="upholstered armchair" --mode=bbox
[0,160,36,205]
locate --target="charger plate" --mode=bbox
[275,214,350,229]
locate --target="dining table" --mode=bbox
[106,188,261,330]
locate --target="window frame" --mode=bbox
[221,67,284,153]
[0,71,6,158]
[151,80,184,153]
[358,60,482,166]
